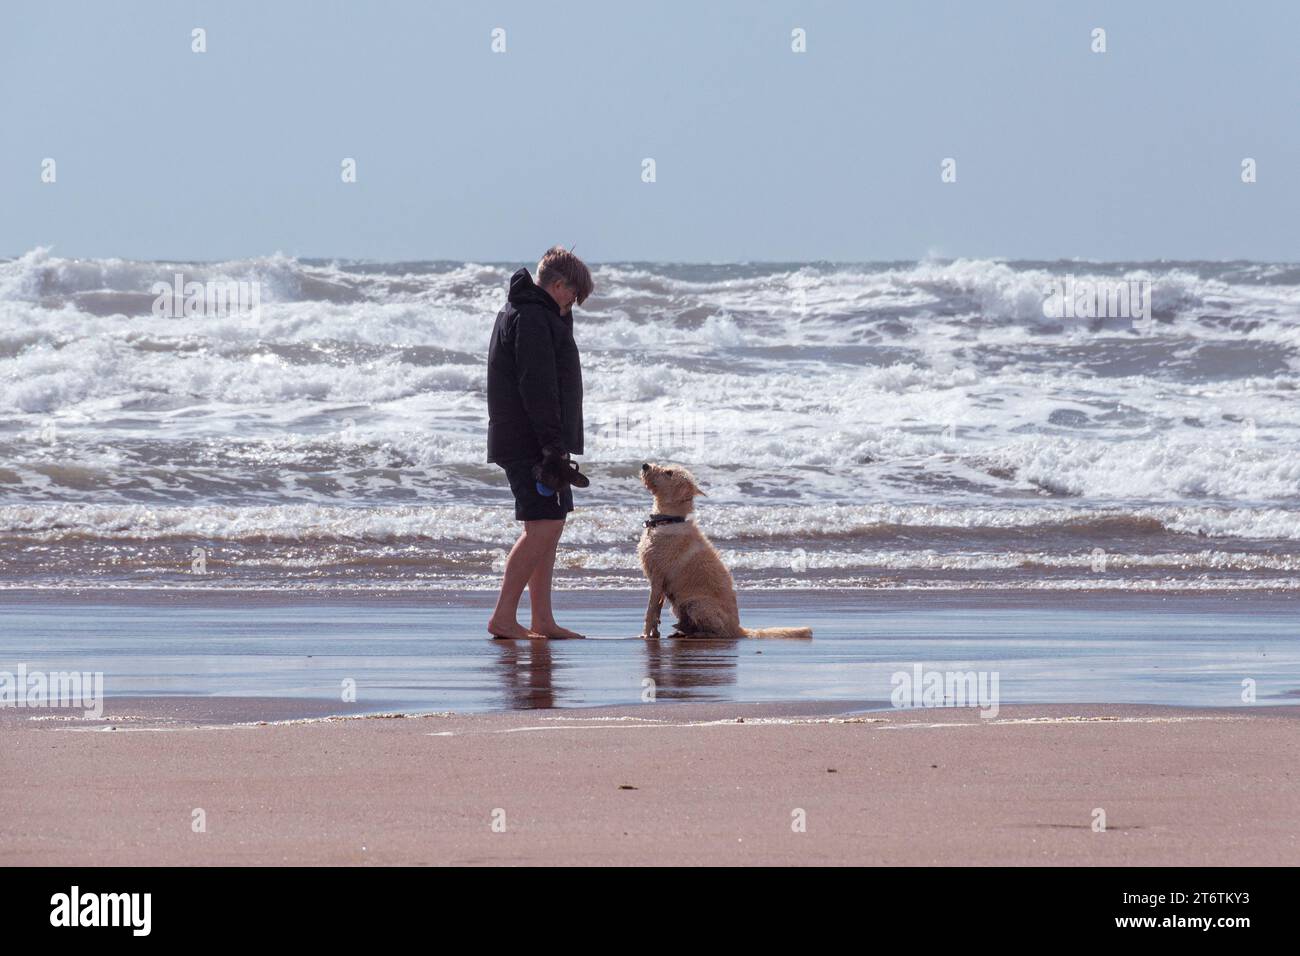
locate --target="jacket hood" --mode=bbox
[507,268,561,314]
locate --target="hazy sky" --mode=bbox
[3,0,1297,262]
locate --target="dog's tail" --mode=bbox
[740,625,813,640]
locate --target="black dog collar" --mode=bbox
[644,513,687,529]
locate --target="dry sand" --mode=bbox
[2,698,1296,866]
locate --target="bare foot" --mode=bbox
[487,618,543,640]
[529,621,586,639]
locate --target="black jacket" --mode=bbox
[486,268,584,463]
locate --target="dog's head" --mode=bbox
[640,462,706,504]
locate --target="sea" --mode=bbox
[2,248,1296,594]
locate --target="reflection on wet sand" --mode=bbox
[33,592,1285,712]
[493,639,556,709]
[490,635,742,709]
[643,637,739,701]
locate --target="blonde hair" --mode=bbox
[536,246,594,305]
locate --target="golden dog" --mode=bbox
[637,462,813,640]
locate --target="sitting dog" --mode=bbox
[637,462,813,640]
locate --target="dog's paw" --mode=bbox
[640,626,661,640]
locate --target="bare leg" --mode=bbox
[487,519,566,639]
[528,520,584,639]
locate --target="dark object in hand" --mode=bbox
[532,446,590,491]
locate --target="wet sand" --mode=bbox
[4,588,1297,712]
[3,698,1297,866]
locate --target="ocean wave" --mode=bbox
[2,253,1296,549]
[1,576,1297,594]
[6,248,1298,325]
[3,502,1298,543]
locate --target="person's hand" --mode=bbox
[532,445,591,491]
[532,445,571,491]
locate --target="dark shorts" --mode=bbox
[498,457,574,522]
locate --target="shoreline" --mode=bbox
[0,693,1291,726]
[4,585,1299,606]
[5,588,1298,713]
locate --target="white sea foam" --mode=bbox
[3,251,1297,589]
[3,501,1298,543]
